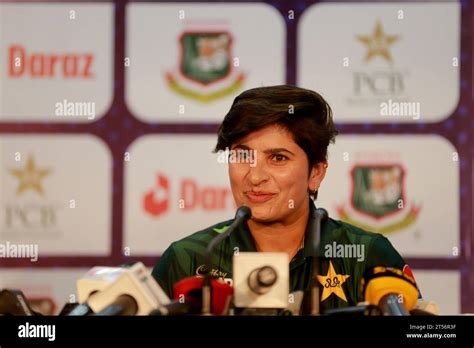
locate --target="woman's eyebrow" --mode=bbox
[264,148,295,156]
[231,144,251,150]
[231,145,295,156]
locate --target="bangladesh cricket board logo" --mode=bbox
[166,31,246,102]
[336,164,421,235]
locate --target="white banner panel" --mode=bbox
[298,2,460,122]
[412,270,461,315]
[124,135,236,255]
[126,3,285,122]
[0,3,113,122]
[0,135,112,255]
[0,268,88,315]
[317,135,459,257]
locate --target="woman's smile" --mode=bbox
[244,191,278,203]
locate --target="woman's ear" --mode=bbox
[309,161,328,192]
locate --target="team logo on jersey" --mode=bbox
[166,31,246,102]
[336,164,420,235]
[316,260,350,302]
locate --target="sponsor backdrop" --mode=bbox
[0,0,471,315]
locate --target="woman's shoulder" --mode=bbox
[324,217,405,267]
[324,217,388,246]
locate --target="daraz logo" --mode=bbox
[8,45,94,78]
[144,174,170,217]
[143,173,234,218]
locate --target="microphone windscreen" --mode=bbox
[235,206,252,220]
[173,276,233,315]
[0,289,36,316]
[361,266,419,311]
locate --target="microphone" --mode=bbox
[323,304,382,316]
[361,266,419,316]
[67,264,139,316]
[58,302,94,317]
[202,205,251,315]
[411,300,439,316]
[310,207,328,316]
[95,295,138,316]
[149,300,196,316]
[281,290,304,316]
[233,252,288,314]
[64,302,94,316]
[174,276,233,315]
[247,265,278,295]
[86,262,170,316]
[76,265,128,303]
[0,289,39,316]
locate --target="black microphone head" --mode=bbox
[235,205,252,220]
[0,289,37,316]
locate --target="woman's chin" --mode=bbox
[248,208,278,223]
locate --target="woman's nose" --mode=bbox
[247,159,269,186]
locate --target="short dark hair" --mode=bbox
[214,85,338,170]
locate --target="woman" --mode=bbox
[152,85,418,311]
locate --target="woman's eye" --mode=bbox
[271,154,287,162]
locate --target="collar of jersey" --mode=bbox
[224,200,330,263]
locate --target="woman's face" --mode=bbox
[228,124,326,224]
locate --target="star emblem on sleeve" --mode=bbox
[316,260,350,302]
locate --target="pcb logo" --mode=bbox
[166,31,245,102]
[337,164,420,235]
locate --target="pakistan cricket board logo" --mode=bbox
[356,21,399,64]
[336,164,420,235]
[166,31,246,102]
[348,21,408,104]
[3,154,60,238]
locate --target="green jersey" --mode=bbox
[152,200,418,311]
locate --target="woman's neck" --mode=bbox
[247,204,310,261]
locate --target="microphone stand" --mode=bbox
[202,206,251,315]
[310,208,328,316]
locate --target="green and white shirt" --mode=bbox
[152,200,418,311]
